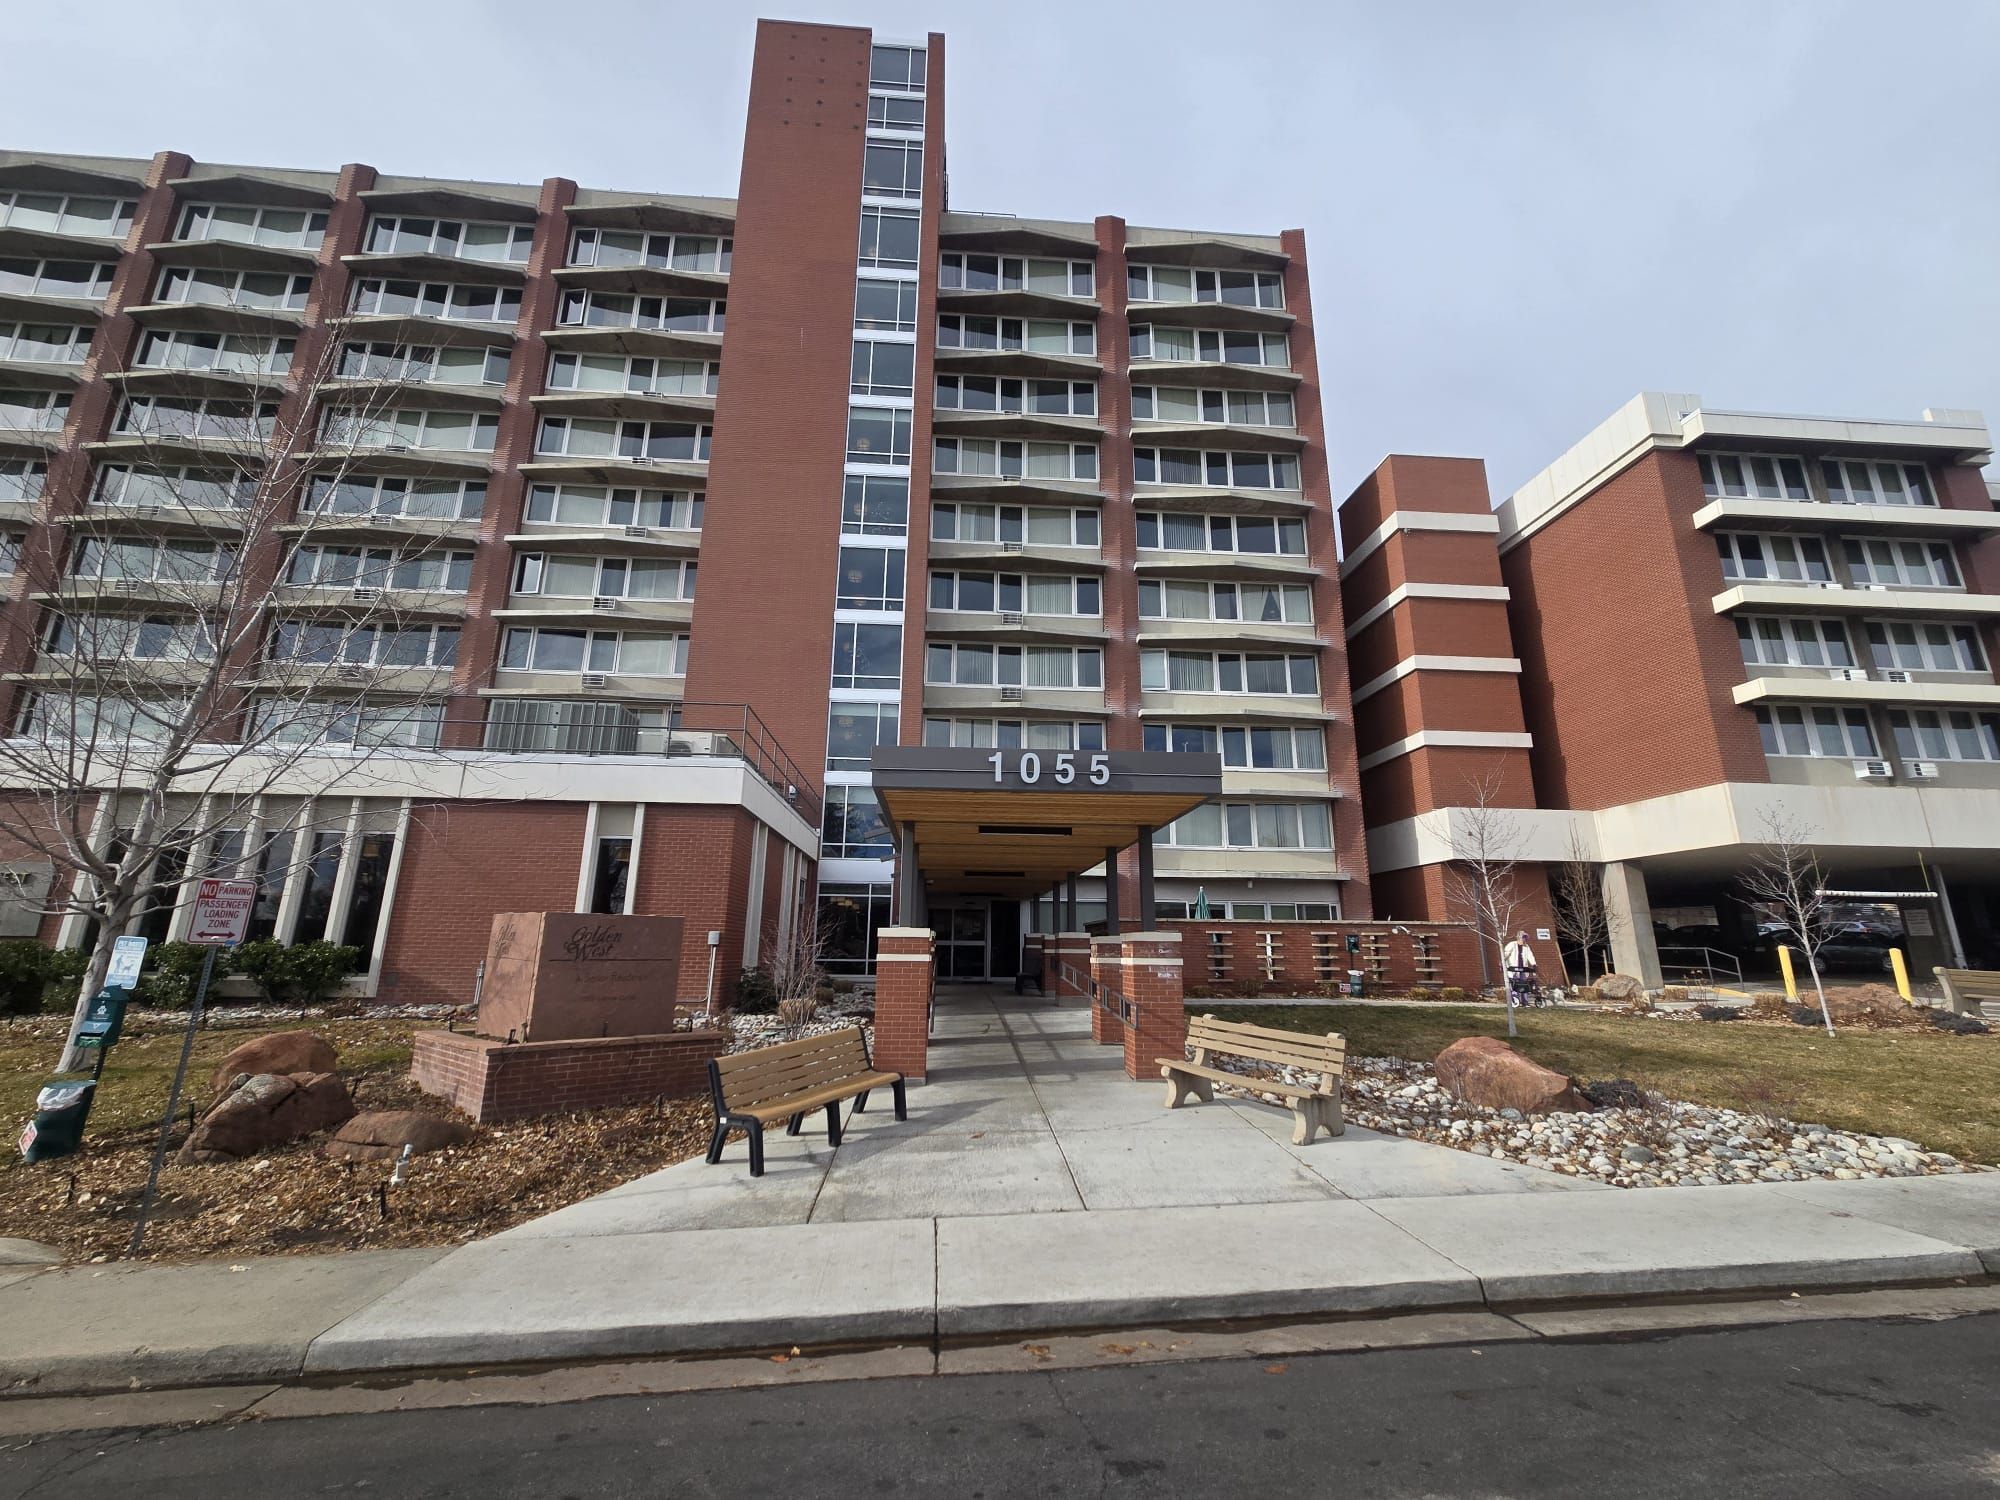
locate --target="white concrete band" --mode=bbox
[1343,582,1512,641]
[1355,729,1534,773]
[1349,655,1523,704]
[1339,509,1500,577]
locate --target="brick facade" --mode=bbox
[871,926,933,1081]
[411,1026,722,1123]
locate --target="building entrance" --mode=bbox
[933,903,989,979]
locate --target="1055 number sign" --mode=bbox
[986,749,1110,786]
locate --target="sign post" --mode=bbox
[129,879,255,1256]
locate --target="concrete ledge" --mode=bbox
[935,1200,1481,1335]
[1770,1175,2000,1276]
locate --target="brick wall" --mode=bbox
[412,1027,723,1123]
[628,803,762,1004]
[1164,918,1492,992]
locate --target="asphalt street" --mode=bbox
[3,1313,1997,1498]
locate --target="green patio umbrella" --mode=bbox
[1192,887,1211,920]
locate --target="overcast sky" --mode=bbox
[7,0,1996,500]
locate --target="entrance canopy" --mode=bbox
[869,746,1222,904]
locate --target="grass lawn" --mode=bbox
[1203,1004,2000,1165]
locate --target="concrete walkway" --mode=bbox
[3,988,1998,1395]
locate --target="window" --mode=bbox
[847,406,913,465]
[535,416,712,461]
[1131,385,1294,427]
[855,278,920,333]
[869,44,927,91]
[555,290,724,331]
[934,376,1096,416]
[365,215,532,263]
[925,643,1102,688]
[1753,704,1878,759]
[1143,722,1326,770]
[304,474,486,520]
[545,351,716,395]
[821,881,893,975]
[352,278,521,323]
[1155,801,1333,849]
[1821,457,1936,507]
[140,329,292,376]
[0,258,116,301]
[0,459,45,502]
[835,545,905,610]
[1865,620,1985,673]
[499,627,686,676]
[1127,264,1284,309]
[1136,511,1305,555]
[342,341,509,386]
[0,389,69,432]
[850,339,917,397]
[73,537,233,584]
[1842,537,1961,589]
[21,694,189,743]
[0,321,92,364]
[923,718,1105,751]
[828,702,899,771]
[929,571,1099,616]
[1130,325,1288,367]
[321,407,497,452]
[858,207,921,271]
[95,463,253,510]
[566,229,731,272]
[0,532,18,575]
[1140,649,1318,695]
[115,395,274,442]
[1713,531,1833,583]
[285,544,472,592]
[1698,452,1811,501]
[1134,447,1300,490]
[511,553,693,600]
[867,94,926,131]
[1138,578,1311,624]
[158,266,311,311]
[178,202,325,249]
[483,699,680,755]
[831,621,902,689]
[822,786,892,857]
[932,503,1097,547]
[1,191,134,239]
[1887,708,2000,763]
[933,438,1098,480]
[252,700,443,750]
[863,141,924,199]
[937,315,1095,355]
[270,620,459,669]
[46,613,214,662]
[1733,616,1853,668]
[940,254,1093,298]
[524,482,701,530]
[842,474,908,536]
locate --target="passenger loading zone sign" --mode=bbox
[187,879,257,945]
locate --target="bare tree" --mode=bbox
[1551,826,1622,987]
[1740,809,1837,1036]
[0,309,475,1068]
[764,903,832,1033]
[1443,768,1530,1036]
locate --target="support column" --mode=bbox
[1602,862,1663,989]
[872,927,934,1083]
[1090,931,1185,1081]
[1066,873,1080,931]
[1136,828,1156,928]
[1102,849,1121,935]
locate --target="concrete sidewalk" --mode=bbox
[2,991,1996,1395]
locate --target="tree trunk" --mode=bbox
[1810,958,1835,1037]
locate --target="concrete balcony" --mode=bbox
[1693,495,2000,539]
[1712,582,2000,618]
[1733,674,2000,709]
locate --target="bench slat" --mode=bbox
[736,1071,902,1122]
[715,1027,878,1113]
[1163,1059,1314,1101]
[1186,1025,1345,1072]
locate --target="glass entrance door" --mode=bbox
[933,903,990,979]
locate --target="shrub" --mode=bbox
[1930,1010,1990,1036]
[1787,1005,1824,1027]
[776,995,818,1031]
[734,966,778,1014]
[1694,1004,1740,1022]
[1660,986,1690,1005]
[1437,986,1469,1002]
[138,941,215,1009]
[231,939,289,999]
[0,940,50,1016]
[1748,992,1790,1021]
[282,942,361,1003]
[40,946,88,1012]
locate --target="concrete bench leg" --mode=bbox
[1161,1066,1214,1110]
[1290,1093,1345,1146]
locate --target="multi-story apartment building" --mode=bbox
[1344,393,2000,985]
[0,18,1366,999]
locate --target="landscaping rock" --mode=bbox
[208,1031,338,1098]
[324,1109,474,1162]
[1433,1036,1588,1115]
[179,1071,355,1163]
[1581,1078,1645,1110]
[1595,974,1645,1002]
[1929,1011,1990,1036]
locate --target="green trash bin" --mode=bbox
[20,1079,96,1164]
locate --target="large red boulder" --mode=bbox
[179,1072,355,1162]
[324,1109,474,1162]
[209,1031,338,1098]
[1434,1036,1587,1115]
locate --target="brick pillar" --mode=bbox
[873,927,934,1083]
[1048,932,1092,1003]
[1088,934,1123,1045]
[1115,932,1186,1082]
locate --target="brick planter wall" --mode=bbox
[1163,919,1486,994]
[872,927,934,1082]
[1089,932,1185,1081]
[412,1028,724,1124]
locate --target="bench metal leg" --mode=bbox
[825,1100,844,1147]
[853,1090,869,1114]
[785,1112,805,1136]
[747,1122,766,1177]
[1161,1066,1213,1110]
[891,1078,907,1121]
[706,1117,730,1165]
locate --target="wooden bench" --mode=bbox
[706,1026,905,1177]
[1159,1013,1347,1145]
[1935,968,2000,1020]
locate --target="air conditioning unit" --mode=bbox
[999,610,1025,625]
[134,504,162,520]
[1854,759,1894,781]
[581,671,609,689]
[629,456,654,467]
[350,585,382,603]
[1827,667,1867,682]
[335,664,367,681]
[1000,685,1024,702]
[623,524,651,539]
[1907,760,1940,780]
[384,443,410,454]
[1883,669,1913,684]
[112,576,145,594]
[591,595,619,612]
[1001,540,1025,553]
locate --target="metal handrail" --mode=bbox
[1656,945,1745,989]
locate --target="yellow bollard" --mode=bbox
[1777,944,1799,1001]
[1890,947,1913,1002]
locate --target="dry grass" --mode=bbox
[1203,1003,2000,1164]
[0,1012,711,1262]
